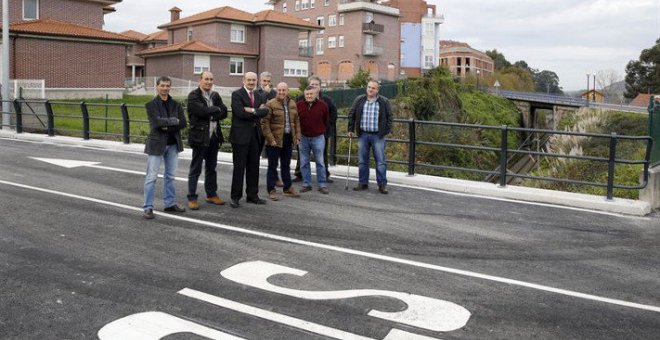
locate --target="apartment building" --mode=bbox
[137,6,319,89]
[439,40,494,79]
[0,0,136,99]
[268,0,400,84]
[383,0,443,78]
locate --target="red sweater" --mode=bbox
[296,99,329,137]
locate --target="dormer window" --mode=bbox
[23,0,39,20]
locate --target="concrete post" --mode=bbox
[640,167,660,210]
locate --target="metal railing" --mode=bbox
[2,99,653,200]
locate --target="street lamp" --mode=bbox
[592,74,596,102]
[476,69,480,89]
[585,74,590,105]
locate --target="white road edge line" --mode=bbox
[1,178,659,314]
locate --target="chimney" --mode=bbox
[169,7,182,22]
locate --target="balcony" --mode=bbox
[363,46,383,56]
[126,55,145,66]
[338,1,400,16]
[362,22,384,34]
[299,46,314,57]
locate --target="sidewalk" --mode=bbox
[0,129,651,216]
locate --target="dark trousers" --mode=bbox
[187,133,221,201]
[266,134,293,192]
[295,134,331,178]
[231,131,261,201]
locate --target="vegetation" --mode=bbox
[624,37,660,99]
[484,49,562,94]
[346,67,371,88]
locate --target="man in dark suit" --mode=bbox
[142,76,187,219]
[229,72,269,208]
[186,71,228,210]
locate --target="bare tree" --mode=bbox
[596,69,623,103]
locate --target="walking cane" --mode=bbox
[345,136,352,190]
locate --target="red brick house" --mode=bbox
[120,29,167,83]
[137,6,320,89]
[0,0,136,99]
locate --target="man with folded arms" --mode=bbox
[296,86,329,194]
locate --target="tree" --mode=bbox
[596,69,623,103]
[624,37,660,98]
[534,70,562,94]
[485,49,511,70]
[347,67,371,88]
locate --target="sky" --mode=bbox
[104,0,660,91]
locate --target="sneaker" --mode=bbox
[269,190,279,201]
[188,200,200,210]
[143,208,154,219]
[205,196,225,205]
[164,204,185,213]
[300,186,312,193]
[275,179,284,187]
[318,187,329,194]
[283,187,300,197]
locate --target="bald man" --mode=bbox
[229,72,270,207]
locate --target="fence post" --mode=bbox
[606,132,617,200]
[45,100,54,137]
[499,125,508,187]
[408,118,416,176]
[13,99,22,133]
[331,123,337,166]
[120,103,130,144]
[80,102,90,140]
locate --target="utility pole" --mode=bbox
[2,0,10,130]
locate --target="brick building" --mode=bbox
[439,40,494,79]
[383,0,443,78]
[120,29,167,83]
[0,0,136,99]
[137,6,319,89]
[268,0,401,85]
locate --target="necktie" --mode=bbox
[249,91,254,107]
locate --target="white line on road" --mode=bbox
[1,178,658,314]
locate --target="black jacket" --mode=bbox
[347,94,393,138]
[187,87,228,147]
[144,95,187,155]
[229,87,269,145]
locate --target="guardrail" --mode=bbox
[2,99,652,200]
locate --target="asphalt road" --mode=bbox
[0,137,659,340]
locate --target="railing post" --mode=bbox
[12,99,22,133]
[606,132,617,200]
[45,100,54,137]
[330,122,337,166]
[120,103,130,144]
[408,118,416,176]
[499,125,508,187]
[80,102,90,140]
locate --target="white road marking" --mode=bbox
[179,288,441,340]
[31,157,191,182]
[220,261,470,332]
[1,178,659,314]
[97,311,245,340]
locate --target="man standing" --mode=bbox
[229,72,269,208]
[142,76,187,219]
[297,86,329,194]
[347,80,393,194]
[293,76,337,183]
[257,71,277,161]
[261,82,300,201]
[186,71,228,210]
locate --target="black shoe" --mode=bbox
[378,185,389,194]
[246,197,266,205]
[164,204,185,213]
[143,208,154,219]
[326,177,334,184]
[353,184,368,191]
[230,199,240,208]
[292,176,302,182]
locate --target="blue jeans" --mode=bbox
[143,144,179,210]
[299,134,326,188]
[358,132,387,186]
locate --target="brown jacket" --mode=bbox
[262,96,300,147]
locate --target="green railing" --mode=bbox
[324,83,399,108]
[649,96,660,167]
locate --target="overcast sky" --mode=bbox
[104,0,660,91]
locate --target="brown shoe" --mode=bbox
[269,190,279,201]
[188,200,200,210]
[300,186,312,193]
[318,187,329,194]
[275,179,284,187]
[283,187,300,197]
[143,208,154,219]
[378,185,389,194]
[205,196,225,205]
[353,184,368,191]
[292,176,303,183]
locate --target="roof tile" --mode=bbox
[8,18,137,42]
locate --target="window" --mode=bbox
[365,12,373,23]
[338,14,344,25]
[302,0,309,9]
[230,57,244,75]
[338,35,344,47]
[425,23,434,36]
[311,0,315,8]
[324,0,330,5]
[328,14,337,27]
[316,37,324,55]
[328,36,336,48]
[230,24,245,43]
[283,2,287,12]
[187,27,193,41]
[299,39,309,48]
[194,55,210,74]
[23,0,39,20]
[424,55,434,68]
[316,15,324,27]
[295,0,300,11]
[284,60,308,77]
